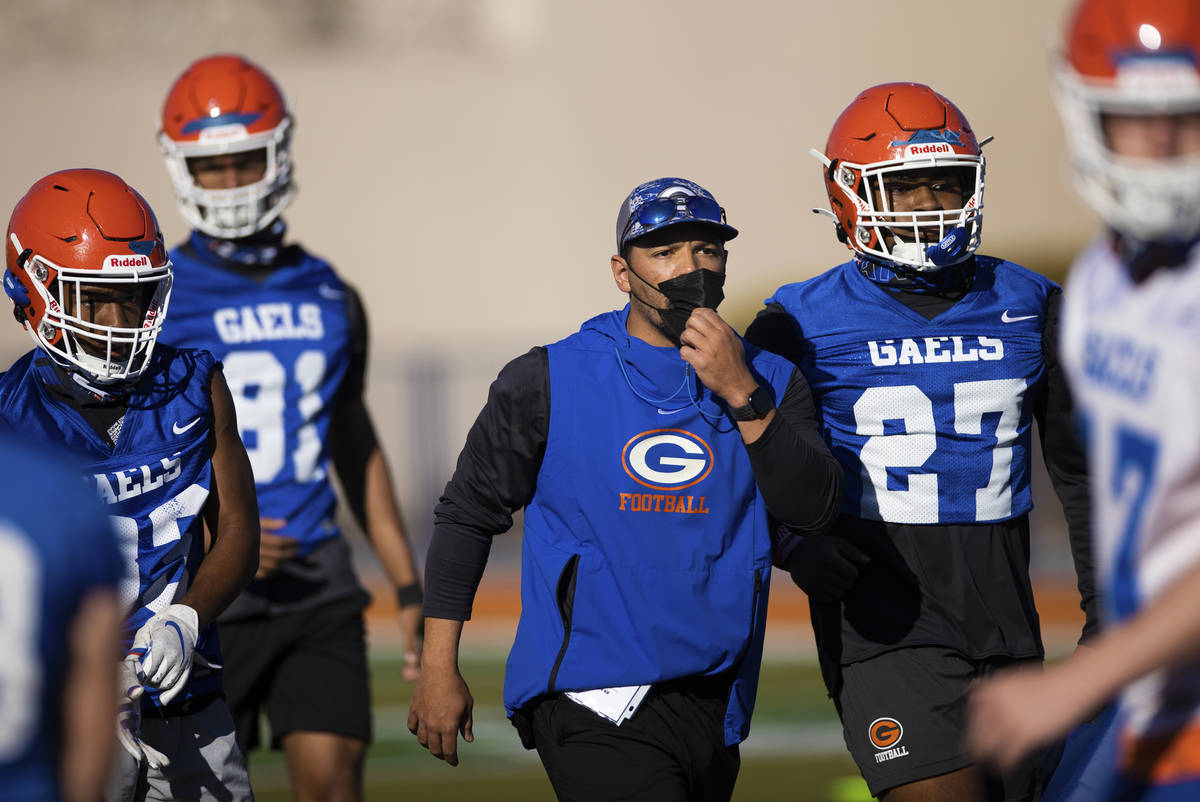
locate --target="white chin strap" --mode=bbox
[889,240,941,271]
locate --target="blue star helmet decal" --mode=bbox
[128,240,158,256]
[889,128,965,148]
[181,111,263,135]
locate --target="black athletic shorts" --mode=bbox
[835,646,1040,800]
[218,595,372,751]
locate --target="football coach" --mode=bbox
[407,177,842,801]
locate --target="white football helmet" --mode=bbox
[1055,0,1200,241]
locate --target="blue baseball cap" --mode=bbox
[615,177,739,253]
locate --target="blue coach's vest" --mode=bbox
[0,346,223,708]
[767,256,1053,525]
[503,307,792,746]
[0,433,122,802]
[162,232,352,554]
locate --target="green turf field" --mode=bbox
[244,654,871,801]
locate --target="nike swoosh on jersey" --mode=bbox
[656,407,687,415]
[318,283,346,300]
[1001,310,1037,323]
[173,417,202,435]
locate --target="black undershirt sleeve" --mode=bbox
[742,366,843,532]
[340,282,369,399]
[1036,289,1099,641]
[327,283,378,533]
[745,303,806,366]
[422,347,549,621]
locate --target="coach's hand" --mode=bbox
[678,308,758,407]
[409,619,474,766]
[256,520,299,580]
[785,535,870,603]
[408,667,474,767]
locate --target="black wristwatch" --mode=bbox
[729,385,774,421]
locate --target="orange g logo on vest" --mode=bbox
[619,428,713,514]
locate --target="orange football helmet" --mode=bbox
[159,54,293,238]
[4,169,173,384]
[1056,0,1200,240]
[813,82,987,271]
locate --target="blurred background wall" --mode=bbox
[0,0,1094,594]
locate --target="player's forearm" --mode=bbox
[61,590,120,802]
[192,368,260,627]
[184,514,259,628]
[362,447,420,587]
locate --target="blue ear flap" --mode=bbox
[4,268,30,307]
[4,250,33,309]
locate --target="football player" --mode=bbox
[746,83,1096,802]
[155,53,424,800]
[969,2,1200,798]
[0,168,260,802]
[0,428,123,802]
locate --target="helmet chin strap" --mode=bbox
[35,357,127,404]
[888,240,937,271]
[886,225,972,272]
[195,218,287,265]
[857,249,973,294]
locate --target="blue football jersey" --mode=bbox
[0,430,122,802]
[161,235,352,553]
[768,257,1054,524]
[0,346,224,707]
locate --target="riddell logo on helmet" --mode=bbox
[104,255,151,269]
[198,124,249,143]
[904,143,953,157]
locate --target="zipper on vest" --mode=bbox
[546,554,580,694]
[725,568,764,711]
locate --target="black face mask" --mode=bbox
[629,267,725,346]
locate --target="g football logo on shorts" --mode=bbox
[869,717,904,750]
[621,429,713,491]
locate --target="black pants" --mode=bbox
[527,674,740,802]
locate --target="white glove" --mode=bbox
[131,603,200,706]
[116,655,170,769]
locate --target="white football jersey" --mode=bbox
[1061,239,1200,739]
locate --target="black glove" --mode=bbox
[784,535,870,604]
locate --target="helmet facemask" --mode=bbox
[159,117,293,239]
[11,233,173,385]
[822,153,985,272]
[1055,58,1200,243]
